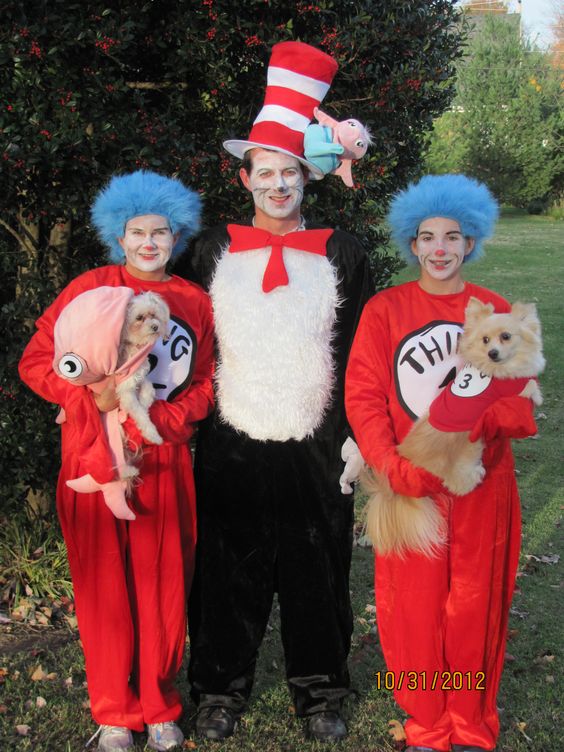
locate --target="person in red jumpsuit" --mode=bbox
[345,174,538,752]
[19,171,215,752]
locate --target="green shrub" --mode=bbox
[424,13,562,209]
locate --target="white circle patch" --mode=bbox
[395,320,464,419]
[451,364,491,397]
[146,315,197,402]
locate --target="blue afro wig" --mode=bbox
[91,170,201,262]
[387,174,499,264]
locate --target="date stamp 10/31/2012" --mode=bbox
[375,671,486,692]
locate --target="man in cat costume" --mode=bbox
[174,41,373,743]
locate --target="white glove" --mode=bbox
[339,437,365,495]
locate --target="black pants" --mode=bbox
[187,417,354,716]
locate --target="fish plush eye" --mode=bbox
[355,139,364,148]
[500,332,511,341]
[482,336,490,344]
[58,353,83,378]
[347,121,356,127]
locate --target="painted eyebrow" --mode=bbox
[417,230,462,236]
[129,226,170,231]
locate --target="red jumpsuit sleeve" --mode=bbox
[345,298,444,498]
[146,293,215,444]
[18,273,117,484]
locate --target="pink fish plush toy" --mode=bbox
[53,286,155,521]
[303,107,371,187]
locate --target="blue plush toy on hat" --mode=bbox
[387,174,499,264]
[91,170,201,262]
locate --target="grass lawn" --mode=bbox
[1,212,562,751]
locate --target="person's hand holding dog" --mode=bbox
[93,376,119,413]
[386,452,445,498]
[469,395,538,443]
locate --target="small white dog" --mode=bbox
[116,291,170,452]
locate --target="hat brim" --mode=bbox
[223,139,325,180]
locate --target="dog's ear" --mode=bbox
[464,297,494,326]
[512,301,537,322]
[153,294,171,340]
[512,301,541,340]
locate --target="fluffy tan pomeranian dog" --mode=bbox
[116,291,170,452]
[362,297,545,557]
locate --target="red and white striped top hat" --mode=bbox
[223,41,338,180]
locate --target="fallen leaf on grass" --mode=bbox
[36,697,47,708]
[82,699,91,709]
[16,724,31,736]
[10,600,32,622]
[388,719,406,741]
[525,553,560,565]
[504,652,516,662]
[64,677,73,687]
[516,721,532,742]
[30,665,57,681]
[0,704,7,713]
[510,607,529,619]
[507,628,519,641]
[30,665,47,682]
[533,653,555,665]
[364,604,376,614]
[184,742,197,749]
[546,675,555,684]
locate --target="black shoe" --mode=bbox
[195,706,237,741]
[307,711,347,742]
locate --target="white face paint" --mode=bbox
[241,150,305,222]
[411,217,474,291]
[118,214,177,280]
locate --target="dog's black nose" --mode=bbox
[488,349,499,361]
[151,324,159,332]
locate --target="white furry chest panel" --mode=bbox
[210,246,340,441]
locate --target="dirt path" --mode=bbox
[0,623,77,657]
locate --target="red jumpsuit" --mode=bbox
[345,281,534,750]
[19,265,214,730]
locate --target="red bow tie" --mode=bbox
[227,224,334,293]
